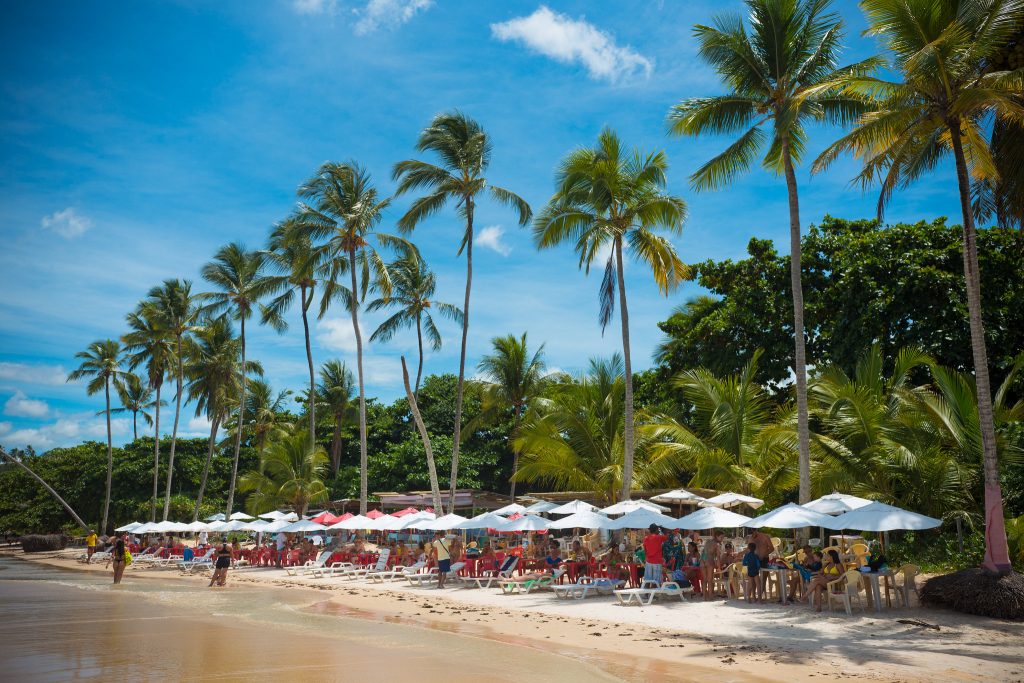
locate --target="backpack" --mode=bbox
[124,550,133,566]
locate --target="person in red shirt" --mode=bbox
[642,524,668,585]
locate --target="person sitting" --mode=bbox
[721,541,737,566]
[465,542,481,558]
[789,544,819,601]
[805,549,842,612]
[544,545,563,570]
[681,541,702,593]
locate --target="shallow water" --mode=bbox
[0,558,654,682]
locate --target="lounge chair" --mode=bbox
[552,576,624,600]
[406,561,467,587]
[499,568,566,595]
[177,548,215,573]
[471,557,518,589]
[286,550,333,577]
[336,549,391,580]
[614,581,690,606]
[367,560,427,582]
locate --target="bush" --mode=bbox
[20,534,67,553]
[886,529,985,572]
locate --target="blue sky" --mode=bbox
[0,1,965,450]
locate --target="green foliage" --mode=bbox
[886,530,986,574]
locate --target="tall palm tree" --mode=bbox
[198,243,283,516]
[315,359,358,475]
[122,301,174,521]
[239,430,329,517]
[295,162,409,514]
[814,0,1024,573]
[67,339,126,533]
[393,111,532,510]
[232,378,293,456]
[366,254,463,397]
[147,279,199,520]
[666,0,876,506]
[110,372,163,441]
[264,216,329,444]
[473,332,550,498]
[534,128,687,502]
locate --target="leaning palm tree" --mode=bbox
[393,111,532,510]
[814,0,1024,573]
[67,339,126,533]
[534,128,688,502]
[366,254,463,397]
[198,243,283,516]
[295,162,409,514]
[110,372,163,441]
[122,301,174,520]
[315,359,358,475]
[667,0,877,506]
[239,430,329,517]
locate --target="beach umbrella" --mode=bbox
[115,522,142,532]
[547,511,613,530]
[259,510,298,521]
[600,498,670,515]
[334,512,354,522]
[802,493,874,516]
[395,511,436,530]
[184,521,210,532]
[391,507,420,517]
[606,508,680,530]
[494,514,550,532]
[328,514,372,530]
[229,512,254,521]
[523,501,558,514]
[421,513,468,531]
[205,513,226,522]
[365,509,385,519]
[741,503,834,529]
[260,519,292,533]
[699,492,765,510]
[132,522,157,534]
[821,501,941,532]
[652,488,706,505]
[363,514,403,531]
[548,499,598,515]
[492,502,528,516]
[309,511,341,525]
[676,507,751,529]
[280,519,327,533]
[455,512,509,529]
[240,519,269,531]
[205,521,228,532]
[217,520,250,532]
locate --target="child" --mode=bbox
[742,542,762,603]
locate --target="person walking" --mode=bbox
[209,542,232,587]
[642,524,668,585]
[85,530,98,564]
[432,531,451,589]
[111,535,127,585]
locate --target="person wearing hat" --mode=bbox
[431,531,452,588]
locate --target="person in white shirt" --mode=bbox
[275,532,287,568]
[198,531,209,547]
[311,534,324,547]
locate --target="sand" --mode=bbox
[14,549,1024,682]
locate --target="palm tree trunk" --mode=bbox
[949,123,1011,574]
[509,404,522,499]
[415,313,424,399]
[782,140,811,506]
[0,447,91,533]
[330,417,342,475]
[132,410,138,441]
[302,286,316,445]
[163,335,184,520]
[450,200,474,512]
[193,416,220,521]
[102,378,113,534]
[615,237,634,503]
[151,383,161,522]
[349,246,368,515]
[402,356,443,515]
[225,317,247,516]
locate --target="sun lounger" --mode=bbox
[499,568,565,594]
[286,550,333,577]
[336,549,391,580]
[367,560,427,582]
[552,577,624,600]
[406,561,467,587]
[177,548,215,573]
[614,580,690,606]
[471,557,518,589]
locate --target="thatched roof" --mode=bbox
[921,568,1024,620]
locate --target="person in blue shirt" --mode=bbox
[544,543,563,569]
[742,543,763,603]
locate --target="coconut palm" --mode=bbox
[366,254,463,397]
[122,301,174,520]
[147,278,200,520]
[814,0,1024,573]
[110,372,163,441]
[315,359,358,475]
[473,332,550,498]
[198,243,284,516]
[67,339,126,533]
[239,430,329,517]
[667,0,877,506]
[393,111,532,510]
[233,378,293,456]
[534,128,687,502]
[295,162,410,514]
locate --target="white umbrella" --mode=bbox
[229,512,254,521]
[822,501,941,532]
[492,503,528,516]
[546,511,613,530]
[363,514,403,531]
[115,522,142,532]
[600,498,670,515]
[741,503,834,529]
[494,514,550,532]
[151,520,181,532]
[206,521,228,532]
[606,508,680,530]
[205,513,226,522]
[328,514,372,531]
[455,512,509,529]
[523,501,558,514]
[699,492,765,510]
[259,510,298,521]
[280,519,327,533]
[420,513,468,531]
[803,493,874,515]
[241,519,269,532]
[184,521,210,532]
[397,512,436,530]
[676,507,751,529]
[132,522,157,534]
[261,519,292,533]
[217,520,250,532]
[548,499,598,515]
[652,488,706,504]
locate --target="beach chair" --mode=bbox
[340,549,391,580]
[552,576,624,600]
[286,550,333,577]
[827,569,866,615]
[406,560,467,587]
[850,543,870,567]
[724,562,745,599]
[893,564,920,607]
[471,556,518,589]
[367,560,427,582]
[613,579,661,606]
[177,548,215,573]
[499,568,565,594]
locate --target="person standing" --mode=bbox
[642,524,668,585]
[275,531,287,568]
[748,530,775,599]
[198,530,209,547]
[431,531,451,589]
[741,542,762,603]
[85,530,98,564]
[111,535,127,585]
[209,542,232,587]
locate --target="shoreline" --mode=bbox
[11,549,1024,682]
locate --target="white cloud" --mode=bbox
[475,225,512,256]
[4,391,49,418]
[291,0,338,15]
[316,318,364,353]
[491,6,652,83]
[0,421,11,435]
[0,362,67,386]
[40,207,92,238]
[0,415,128,450]
[354,0,432,35]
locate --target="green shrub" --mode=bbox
[886,530,985,572]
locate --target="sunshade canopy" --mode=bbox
[676,507,752,529]
[652,489,706,504]
[421,513,468,530]
[280,519,327,533]
[327,514,372,530]
[114,522,142,532]
[492,503,528,516]
[822,501,941,532]
[802,493,874,515]
[522,501,558,514]
[741,503,834,529]
[494,514,550,532]
[600,498,670,515]
[606,508,680,530]
[699,492,765,510]
[546,511,613,530]
[229,512,254,520]
[548,499,598,515]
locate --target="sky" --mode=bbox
[0,0,966,451]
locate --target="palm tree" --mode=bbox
[393,111,532,510]
[67,339,126,533]
[122,301,174,520]
[295,162,409,514]
[234,378,293,456]
[110,372,163,441]
[315,359,358,475]
[666,0,876,506]
[147,279,199,520]
[814,0,1024,573]
[473,332,550,498]
[198,243,283,516]
[239,430,329,517]
[264,216,329,443]
[366,254,463,397]
[534,128,687,502]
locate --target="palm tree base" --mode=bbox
[920,568,1024,620]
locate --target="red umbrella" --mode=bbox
[392,507,419,517]
[335,512,353,522]
[310,511,340,525]
[366,509,384,519]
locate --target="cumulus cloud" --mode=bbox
[354,0,432,35]
[316,318,364,353]
[3,391,49,418]
[0,415,129,450]
[0,362,67,386]
[40,207,92,238]
[291,0,338,15]
[475,225,512,256]
[491,6,652,83]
